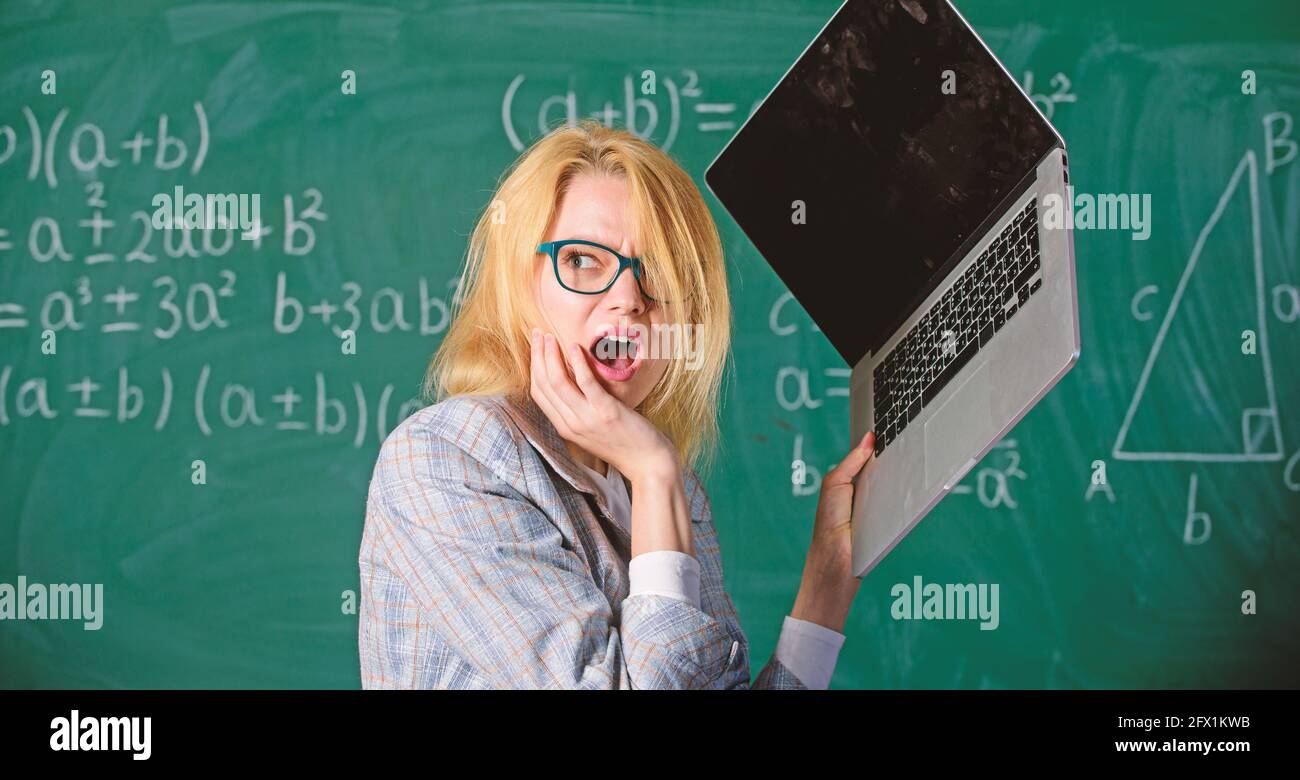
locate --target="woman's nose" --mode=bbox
[603,265,647,311]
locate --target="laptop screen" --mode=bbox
[705,0,1058,365]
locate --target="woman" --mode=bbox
[359,120,875,689]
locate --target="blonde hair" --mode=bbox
[424,120,733,473]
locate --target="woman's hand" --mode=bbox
[529,327,679,485]
[790,431,875,633]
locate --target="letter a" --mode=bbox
[1241,69,1256,95]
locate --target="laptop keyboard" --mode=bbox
[871,198,1042,456]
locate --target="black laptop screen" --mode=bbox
[705,0,1058,364]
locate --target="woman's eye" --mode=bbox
[565,253,596,268]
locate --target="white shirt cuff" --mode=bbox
[628,550,700,608]
[774,615,846,689]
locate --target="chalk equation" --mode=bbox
[0,364,423,449]
[502,70,762,153]
[0,103,209,188]
[0,272,460,340]
[0,181,326,266]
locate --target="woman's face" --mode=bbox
[534,174,669,410]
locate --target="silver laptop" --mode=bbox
[704,0,1080,577]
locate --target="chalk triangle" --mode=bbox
[1113,152,1283,461]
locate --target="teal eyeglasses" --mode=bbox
[537,239,686,304]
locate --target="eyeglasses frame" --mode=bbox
[537,239,680,304]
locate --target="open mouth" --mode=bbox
[588,332,642,379]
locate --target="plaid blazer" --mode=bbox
[358,391,809,689]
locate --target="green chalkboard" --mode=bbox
[1,0,1297,689]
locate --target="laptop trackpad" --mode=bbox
[924,362,997,489]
